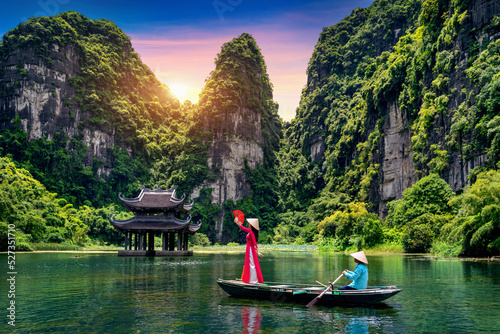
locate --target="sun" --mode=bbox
[169,83,189,102]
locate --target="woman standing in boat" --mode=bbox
[233,210,264,284]
[339,251,369,290]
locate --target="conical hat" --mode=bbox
[350,251,368,264]
[246,218,259,230]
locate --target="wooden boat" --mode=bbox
[217,279,402,306]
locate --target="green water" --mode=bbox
[1,252,499,333]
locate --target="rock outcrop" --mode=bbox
[293,0,500,218]
[0,12,179,183]
[377,0,500,216]
[192,33,280,242]
[0,38,118,177]
[191,109,264,205]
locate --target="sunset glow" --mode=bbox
[168,82,190,102]
[1,0,376,121]
[132,30,314,121]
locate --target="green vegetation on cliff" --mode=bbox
[273,0,500,256]
[1,2,499,256]
[195,33,283,242]
[0,12,208,209]
[198,33,282,165]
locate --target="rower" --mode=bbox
[339,251,369,290]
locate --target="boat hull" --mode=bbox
[217,279,402,306]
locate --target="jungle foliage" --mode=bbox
[0,156,126,249]
[271,0,500,256]
[0,12,208,208]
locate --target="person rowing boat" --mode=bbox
[339,251,369,290]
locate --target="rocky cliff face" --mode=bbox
[0,44,79,139]
[301,0,421,165]
[377,0,500,216]
[293,0,500,218]
[192,33,280,242]
[0,12,180,188]
[378,102,417,209]
[0,41,117,177]
[191,109,264,205]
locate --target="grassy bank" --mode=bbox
[13,243,497,262]
[15,242,404,254]
[24,243,121,252]
[192,244,318,253]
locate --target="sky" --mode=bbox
[1,0,375,121]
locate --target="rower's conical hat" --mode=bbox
[246,218,259,230]
[350,251,368,264]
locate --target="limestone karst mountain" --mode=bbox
[278,0,500,218]
[191,33,282,242]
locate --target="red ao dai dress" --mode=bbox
[238,224,263,284]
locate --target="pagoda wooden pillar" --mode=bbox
[134,233,138,250]
[177,232,182,251]
[162,232,166,251]
[148,232,154,251]
[169,233,175,251]
[183,233,188,251]
[124,231,129,250]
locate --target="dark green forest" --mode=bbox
[1,0,499,256]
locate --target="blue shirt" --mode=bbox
[345,263,368,290]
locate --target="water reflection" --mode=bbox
[241,306,261,333]
[345,318,369,334]
[308,304,399,334]
[2,252,499,333]
[219,295,400,333]
[239,304,371,334]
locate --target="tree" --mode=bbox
[386,173,456,227]
[446,170,500,256]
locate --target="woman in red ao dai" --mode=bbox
[233,210,264,284]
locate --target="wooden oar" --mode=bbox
[306,273,344,308]
[316,280,328,288]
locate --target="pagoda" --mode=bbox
[109,185,201,256]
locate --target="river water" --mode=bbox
[1,251,499,333]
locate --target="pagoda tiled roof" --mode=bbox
[188,220,202,234]
[119,185,193,213]
[109,213,196,232]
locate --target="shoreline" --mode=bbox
[2,246,498,262]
